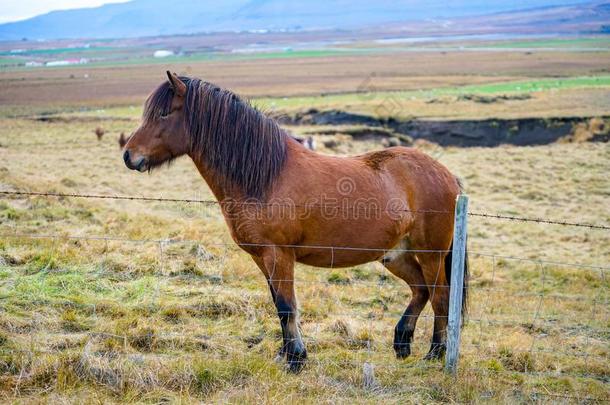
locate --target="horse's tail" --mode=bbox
[444,241,469,323]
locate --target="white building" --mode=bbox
[45,58,89,67]
[153,50,174,58]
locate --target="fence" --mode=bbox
[0,189,608,401]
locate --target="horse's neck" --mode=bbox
[189,153,231,202]
[188,115,296,202]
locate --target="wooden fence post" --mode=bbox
[445,194,469,374]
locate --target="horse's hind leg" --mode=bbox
[382,252,429,358]
[418,253,450,360]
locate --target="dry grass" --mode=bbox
[0,109,608,403]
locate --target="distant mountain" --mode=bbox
[0,0,605,41]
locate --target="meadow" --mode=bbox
[0,46,609,403]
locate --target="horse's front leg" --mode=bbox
[252,247,307,373]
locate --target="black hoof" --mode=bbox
[286,348,307,373]
[424,343,446,361]
[394,327,413,359]
[394,342,411,359]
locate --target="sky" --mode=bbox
[0,0,130,23]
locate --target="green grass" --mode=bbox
[229,49,359,60]
[1,48,366,71]
[437,75,610,94]
[255,75,610,110]
[0,57,22,66]
[479,37,610,49]
[0,46,119,56]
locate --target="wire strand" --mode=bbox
[1,190,609,229]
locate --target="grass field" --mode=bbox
[256,75,610,118]
[2,49,366,71]
[477,38,610,50]
[0,45,609,403]
[18,38,607,71]
[2,50,610,110]
[2,36,608,71]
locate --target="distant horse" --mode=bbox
[123,72,468,372]
[293,135,316,150]
[118,132,128,148]
[94,126,105,141]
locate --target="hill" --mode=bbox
[0,0,604,41]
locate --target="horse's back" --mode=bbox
[357,146,460,202]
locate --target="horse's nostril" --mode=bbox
[123,150,130,165]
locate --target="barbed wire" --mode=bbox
[2,328,608,376]
[1,191,607,399]
[468,211,610,230]
[2,337,607,364]
[1,189,609,230]
[1,231,609,271]
[0,231,449,254]
[0,190,220,205]
[469,252,609,271]
[2,231,607,307]
[0,140,112,148]
[1,230,608,364]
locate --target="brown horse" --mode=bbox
[123,72,468,372]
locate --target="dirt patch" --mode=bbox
[456,94,532,104]
[425,94,532,104]
[564,117,610,143]
[285,110,610,147]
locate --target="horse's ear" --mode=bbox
[166,70,186,97]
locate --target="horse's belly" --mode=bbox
[294,214,409,267]
[294,229,402,268]
[296,247,385,268]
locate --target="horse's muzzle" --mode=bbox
[123,150,148,172]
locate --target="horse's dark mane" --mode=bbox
[143,77,288,200]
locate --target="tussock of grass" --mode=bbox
[328,271,351,285]
[61,309,91,332]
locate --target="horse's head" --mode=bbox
[123,71,190,172]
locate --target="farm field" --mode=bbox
[0,45,609,403]
[1,50,610,115]
[474,37,610,49]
